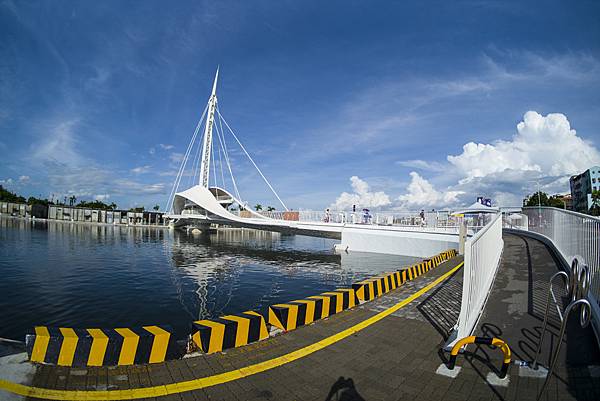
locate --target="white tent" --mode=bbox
[451,202,500,215]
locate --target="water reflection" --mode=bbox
[0,217,420,341]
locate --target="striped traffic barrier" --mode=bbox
[354,249,457,303]
[191,311,269,354]
[269,289,357,331]
[447,336,511,378]
[25,325,180,367]
[353,270,406,302]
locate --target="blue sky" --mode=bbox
[1,0,599,210]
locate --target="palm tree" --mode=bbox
[254,204,262,211]
[153,205,160,211]
[267,206,275,211]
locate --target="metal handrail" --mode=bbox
[534,258,592,400]
[531,270,569,369]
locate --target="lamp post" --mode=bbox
[537,180,542,226]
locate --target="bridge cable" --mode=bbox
[215,111,242,202]
[217,108,289,211]
[164,103,208,212]
[211,136,217,188]
[217,144,226,190]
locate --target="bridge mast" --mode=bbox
[199,67,219,187]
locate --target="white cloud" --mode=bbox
[131,165,152,174]
[0,178,14,186]
[159,143,174,150]
[397,172,463,209]
[332,176,391,210]
[94,194,110,201]
[396,159,446,172]
[169,152,184,163]
[337,111,600,210]
[18,175,30,182]
[448,111,600,181]
[149,147,156,155]
[31,119,83,166]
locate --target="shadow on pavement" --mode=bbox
[325,376,366,401]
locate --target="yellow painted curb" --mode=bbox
[0,261,464,400]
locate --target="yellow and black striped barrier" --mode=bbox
[25,325,180,367]
[353,249,457,302]
[269,289,357,331]
[447,336,511,378]
[191,311,269,354]
[353,270,406,302]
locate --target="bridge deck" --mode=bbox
[2,233,599,400]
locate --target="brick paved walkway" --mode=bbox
[1,232,599,401]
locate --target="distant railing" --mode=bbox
[449,212,503,347]
[502,212,529,230]
[522,207,600,339]
[226,208,502,232]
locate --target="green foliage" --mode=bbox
[254,204,262,211]
[0,185,26,203]
[129,206,145,212]
[591,190,600,216]
[266,206,275,211]
[77,200,117,210]
[523,191,549,207]
[27,196,51,206]
[523,191,568,209]
[153,204,160,211]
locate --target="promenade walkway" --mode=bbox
[1,232,599,400]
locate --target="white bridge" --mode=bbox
[164,69,461,257]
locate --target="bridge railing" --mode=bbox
[228,208,490,231]
[449,212,503,347]
[502,212,529,230]
[522,207,600,338]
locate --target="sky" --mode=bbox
[1,0,599,211]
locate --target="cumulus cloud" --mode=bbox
[94,194,110,201]
[18,175,30,182]
[448,111,600,182]
[159,143,174,150]
[397,172,463,209]
[332,176,391,210]
[333,111,600,210]
[0,178,14,186]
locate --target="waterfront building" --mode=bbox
[569,166,600,213]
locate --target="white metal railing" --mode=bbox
[450,212,504,346]
[522,207,600,338]
[222,208,502,233]
[502,212,529,230]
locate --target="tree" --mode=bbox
[591,190,600,216]
[153,205,160,211]
[77,200,116,210]
[129,206,145,213]
[0,186,26,203]
[523,191,550,207]
[548,195,566,209]
[266,206,275,211]
[254,204,262,211]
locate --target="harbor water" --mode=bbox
[0,216,420,341]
